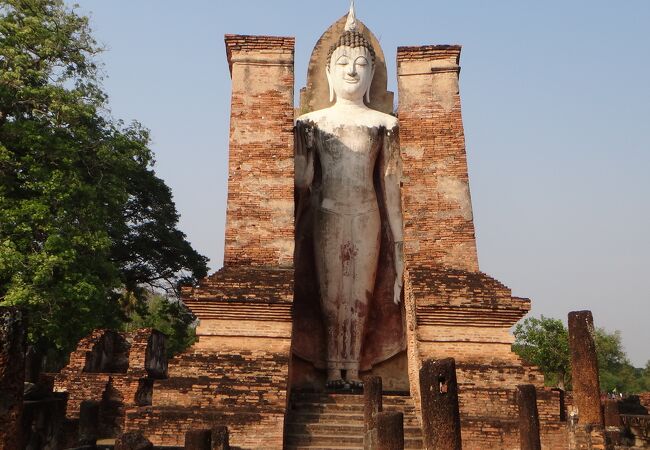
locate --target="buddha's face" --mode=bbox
[327,45,374,103]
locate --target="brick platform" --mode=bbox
[123,266,293,449]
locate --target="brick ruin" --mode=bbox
[122,35,297,448]
[15,11,650,450]
[48,328,167,442]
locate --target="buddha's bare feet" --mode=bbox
[346,369,363,389]
[326,369,345,390]
[326,378,346,389]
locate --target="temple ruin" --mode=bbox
[4,5,650,450]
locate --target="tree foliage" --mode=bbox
[513,316,571,389]
[513,316,650,393]
[0,0,207,359]
[124,294,196,358]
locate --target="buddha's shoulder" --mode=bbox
[363,109,398,129]
[297,108,397,129]
[296,110,325,125]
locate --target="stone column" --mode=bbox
[185,429,211,450]
[603,399,623,445]
[364,376,383,449]
[517,384,541,450]
[211,426,229,450]
[568,310,603,425]
[376,411,404,450]
[603,399,621,427]
[0,307,26,450]
[419,358,462,450]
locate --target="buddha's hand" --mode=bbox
[295,122,314,155]
[393,241,404,304]
[393,277,403,305]
[295,122,314,189]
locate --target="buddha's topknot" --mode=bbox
[327,30,376,67]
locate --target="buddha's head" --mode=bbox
[326,13,376,104]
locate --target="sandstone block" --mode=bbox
[376,411,404,450]
[185,429,211,450]
[211,426,229,450]
[419,358,461,450]
[517,384,541,450]
[568,311,603,426]
[114,431,153,450]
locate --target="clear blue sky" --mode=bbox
[72,1,650,366]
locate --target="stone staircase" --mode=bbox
[284,391,424,450]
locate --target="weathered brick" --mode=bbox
[397,45,478,272]
[223,34,295,268]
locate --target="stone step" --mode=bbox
[292,392,413,404]
[285,445,423,450]
[286,412,421,426]
[284,447,363,450]
[285,433,423,448]
[286,422,422,436]
[290,401,417,413]
[286,391,422,449]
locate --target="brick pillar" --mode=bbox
[78,400,100,446]
[185,430,211,450]
[419,358,462,450]
[603,400,621,427]
[376,411,404,450]
[568,311,603,425]
[364,376,383,449]
[397,45,478,272]
[211,426,229,450]
[517,385,541,450]
[0,307,26,450]
[603,399,623,445]
[223,34,295,267]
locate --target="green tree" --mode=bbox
[512,316,571,389]
[124,294,196,357]
[0,0,207,362]
[513,315,648,393]
[593,328,645,393]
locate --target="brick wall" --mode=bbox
[125,346,290,448]
[397,45,479,272]
[127,264,294,448]
[52,328,165,438]
[402,266,567,448]
[407,268,532,371]
[638,392,650,411]
[456,387,568,449]
[223,34,295,267]
[568,423,607,450]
